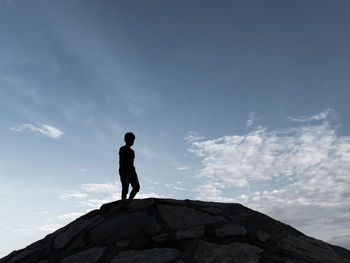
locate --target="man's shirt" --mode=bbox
[119,145,135,173]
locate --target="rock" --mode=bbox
[158,205,226,229]
[214,224,247,237]
[2,198,350,263]
[152,233,171,244]
[67,231,86,251]
[200,207,223,215]
[60,247,106,263]
[194,241,262,263]
[111,248,180,263]
[54,215,102,249]
[116,239,130,247]
[89,212,160,243]
[100,201,120,213]
[277,235,350,263]
[7,250,34,263]
[128,198,154,212]
[176,226,205,240]
[256,230,270,242]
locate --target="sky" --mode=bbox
[1,0,350,257]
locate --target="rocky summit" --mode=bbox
[1,198,350,263]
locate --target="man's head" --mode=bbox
[124,132,135,146]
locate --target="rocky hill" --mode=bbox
[1,198,350,263]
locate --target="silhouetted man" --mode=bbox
[119,132,140,200]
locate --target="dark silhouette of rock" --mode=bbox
[1,198,350,263]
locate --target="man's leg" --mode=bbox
[128,172,140,200]
[119,172,129,200]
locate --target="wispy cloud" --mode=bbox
[81,182,119,194]
[15,224,62,233]
[184,131,205,143]
[177,166,190,170]
[57,212,84,220]
[47,10,160,117]
[187,108,350,248]
[246,111,259,127]
[0,209,11,215]
[60,179,165,212]
[60,191,88,200]
[37,224,62,232]
[288,108,334,122]
[10,123,63,139]
[1,0,16,8]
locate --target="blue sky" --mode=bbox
[1,0,350,256]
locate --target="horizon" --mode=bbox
[1,0,350,256]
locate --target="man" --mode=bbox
[119,132,140,200]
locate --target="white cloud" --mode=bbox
[0,209,11,215]
[187,109,350,249]
[10,123,63,139]
[184,131,205,143]
[60,191,88,200]
[137,192,165,199]
[57,212,83,220]
[177,166,190,170]
[37,224,62,232]
[81,182,120,194]
[288,108,334,122]
[61,180,164,211]
[189,121,338,187]
[78,197,117,209]
[15,224,62,233]
[77,191,164,210]
[246,111,259,127]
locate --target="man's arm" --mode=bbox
[119,148,125,171]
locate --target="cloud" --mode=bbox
[187,108,350,249]
[184,131,205,143]
[15,224,62,233]
[57,212,84,220]
[81,182,120,194]
[177,166,190,170]
[1,0,16,8]
[61,180,164,211]
[37,224,62,232]
[47,10,160,117]
[246,111,259,127]
[60,191,88,200]
[0,209,11,215]
[10,123,63,139]
[288,108,334,122]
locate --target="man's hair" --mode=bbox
[124,132,135,142]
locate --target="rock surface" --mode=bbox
[1,198,350,263]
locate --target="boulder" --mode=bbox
[54,215,102,249]
[111,248,180,263]
[158,205,226,229]
[60,247,106,263]
[214,224,247,237]
[89,212,160,243]
[176,226,205,240]
[193,241,262,263]
[256,230,271,242]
